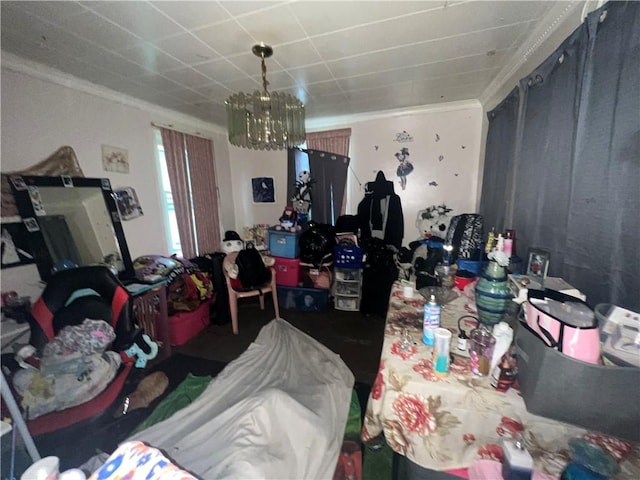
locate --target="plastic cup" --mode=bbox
[433,328,452,377]
[21,456,59,480]
[469,327,496,376]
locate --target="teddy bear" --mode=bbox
[415,203,453,242]
[221,230,275,285]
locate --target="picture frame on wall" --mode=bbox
[251,177,276,203]
[114,187,143,221]
[526,247,550,280]
[102,145,129,173]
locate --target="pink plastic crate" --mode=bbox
[274,256,301,287]
[169,300,210,346]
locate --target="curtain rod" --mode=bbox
[150,121,212,140]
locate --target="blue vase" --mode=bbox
[475,261,512,327]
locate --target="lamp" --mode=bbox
[225,43,306,150]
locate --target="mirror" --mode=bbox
[8,175,134,282]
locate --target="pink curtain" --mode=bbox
[305,128,352,216]
[185,135,221,254]
[305,128,351,157]
[160,128,196,258]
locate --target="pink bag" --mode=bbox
[525,289,601,364]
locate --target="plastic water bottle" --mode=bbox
[423,295,440,346]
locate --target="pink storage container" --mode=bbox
[525,289,600,364]
[274,256,301,287]
[169,300,210,346]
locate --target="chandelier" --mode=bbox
[226,43,306,150]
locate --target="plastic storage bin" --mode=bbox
[334,267,362,311]
[268,227,301,258]
[515,322,640,442]
[168,301,210,346]
[273,256,301,287]
[277,286,330,312]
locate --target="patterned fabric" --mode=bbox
[444,214,484,261]
[362,283,640,477]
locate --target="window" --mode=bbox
[154,130,182,256]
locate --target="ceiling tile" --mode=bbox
[192,83,233,101]
[53,10,145,51]
[128,73,184,92]
[3,1,87,22]
[289,1,445,37]
[252,69,296,90]
[304,80,344,98]
[163,88,210,104]
[268,39,322,70]
[154,33,220,65]
[235,4,308,46]
[218,1,284,18]
[192,59,249,83]
[162,67,214,88]
[118,43,185,73]
[149,1,231,30]
[81,1,185,41]
[286,63,335,86]
[78,49,152,78]
[193,19,258,57]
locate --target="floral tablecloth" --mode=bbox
[361,282,640,478]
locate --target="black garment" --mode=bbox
[356,171,404,250]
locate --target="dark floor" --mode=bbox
[173,296,387,386]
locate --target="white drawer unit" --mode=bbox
[334,267,362,311]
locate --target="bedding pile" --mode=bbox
[130,318,355,479]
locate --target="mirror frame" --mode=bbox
[8,174,135,282]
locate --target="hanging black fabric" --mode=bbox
[356,171,404,250]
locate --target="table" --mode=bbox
[362,282,639,478]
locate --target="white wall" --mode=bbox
[1,58,234,297]
[228,101,483,247]
[304,102,483,246]
[226,147,288,234]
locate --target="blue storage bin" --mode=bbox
[277,286,330,312]
[268,227,301,258]
[456,259,487,275]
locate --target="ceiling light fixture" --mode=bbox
[225,43,306,150]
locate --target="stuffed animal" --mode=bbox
[222,230,244,254]
[291,170,314,221]
[415,203,453,241]
[279,206,298,230]
[223,249,275,282]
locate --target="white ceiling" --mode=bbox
[1,1,575,126]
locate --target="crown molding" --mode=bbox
[1,51,226,135]
[479,0,589,110]
[306,99,482,131]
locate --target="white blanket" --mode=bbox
[131,318,355,479]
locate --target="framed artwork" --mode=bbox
[1,222,36,269]
[251,177,275,203]
[102,145,129,173]
[526,247,550,280]
[114,187,143,220]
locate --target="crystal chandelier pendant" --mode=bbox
[226,44,306,150]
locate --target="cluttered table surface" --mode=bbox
[361,282,639,478]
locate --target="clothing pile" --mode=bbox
[13,319,121,420]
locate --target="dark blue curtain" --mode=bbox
[480,87,520,234]
[480,1,639,310]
